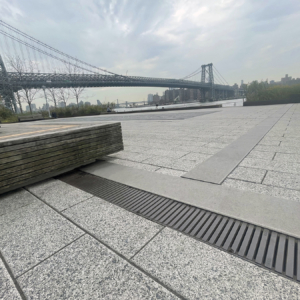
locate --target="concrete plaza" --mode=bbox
[1,104,300,299]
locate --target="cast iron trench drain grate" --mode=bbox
[57,170,300,284]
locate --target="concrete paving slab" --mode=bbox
[181,152,211,163]
[205,142,230,149]
[183,104,293,184]
[109,151,152,163]
[143,156,176,169]
[263,171,300,191]
[0,258,22,300]
[0,189,36,217]
[240,157,300,175]
[27,179,93,211]
[63,196,162,258]
[173,144,208,152]
[254,144,300,154]
[107,158,160,172]
[192,146,221,155]
[171,158,199,172]
[258,140,281,146]
[274,152,300,163]
[18,234,178,300]
[247,150,275,160]
[155,168,186,177]
[81,161,300,238]
[144,149,189,159]
[133,228,300,300]
[0,193,83,277]
[223,178,300,202]
[228,166,267,183]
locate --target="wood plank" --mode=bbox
[0,130,122,166]
[0,126,121,158]
[0,143,123,189]
[0,123,121,148]
[0,139,123,180]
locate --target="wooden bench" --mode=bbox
[18,114,44,122]
[0,123,124,194]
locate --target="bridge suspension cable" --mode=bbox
[0,20,123,77]
[213,65,229,85]
[181,67,202,80]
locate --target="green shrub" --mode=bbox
[246,82,300,102]
[50,103,115,118]
[0,106,18,123]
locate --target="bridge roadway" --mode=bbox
[3,72,234,92]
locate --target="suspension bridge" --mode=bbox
[0,20,235,111]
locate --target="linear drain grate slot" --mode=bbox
[57,170,300,283]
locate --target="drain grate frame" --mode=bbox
[57,170,300,283]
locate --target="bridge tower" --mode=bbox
[200,63,215,101]
[0,55,17,111]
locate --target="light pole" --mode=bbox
[42,86,51,118]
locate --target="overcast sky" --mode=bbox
[1,0,300,106]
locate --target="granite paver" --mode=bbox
[0,258,22,300]
[63,196,163,258]
[263,171,300,190]
[223,178,300,202]
[0,189,36,217]
[27,179,93,211]
[228,166,267,183]
[133,228,300,300]
[0,192,83,277]
[18,235,178,300]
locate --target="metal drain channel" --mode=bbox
[57,170,300,283]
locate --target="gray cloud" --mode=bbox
[1,0,300,105]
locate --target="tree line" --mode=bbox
[6,55,86,114]
[245,80,300,102]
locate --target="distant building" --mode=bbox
[26,105,30,112]
[85,102,91,106]
[68,103,77,107]
[97,100,102,106]
[79,101,84,107]
[58,101,65,108]
[270,74,300,86]
[147,94,153,104]
[153,93,160,104]
[42,103,49,111]
[31,103,37,112]
[281,74,292,84]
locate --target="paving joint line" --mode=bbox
[0,249,27,300]
[225,177,300,194]
[60,195,95,213]
[15,231,86,279]
[25,189,188,300]
[130,226,166,260]
[260,170,268,184]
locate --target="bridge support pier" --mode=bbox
[0,55,17,111]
